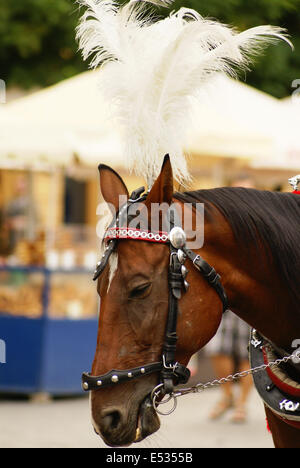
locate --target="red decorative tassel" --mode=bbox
[293,191,300,194]
[266,418,272,433]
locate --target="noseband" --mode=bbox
[82,187,228,398]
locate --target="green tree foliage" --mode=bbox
[0,0,85,89]
[170,0,300,97]
[0,0,299,97]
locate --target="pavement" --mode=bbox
[0,386,274,448]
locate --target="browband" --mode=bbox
[104,227,169,244]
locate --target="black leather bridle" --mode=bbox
[82,187,228,397]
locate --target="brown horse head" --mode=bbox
[90,157,224,446]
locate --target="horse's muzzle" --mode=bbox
[94,394,160,447]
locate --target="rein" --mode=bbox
[82,187,228,398]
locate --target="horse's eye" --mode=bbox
[129,283,151,299]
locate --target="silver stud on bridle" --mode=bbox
[168,227,186,249]
[177,249,186,264]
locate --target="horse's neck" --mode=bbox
[202,213,299,350]
[225,266,297,350]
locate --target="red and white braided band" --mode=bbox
[104,227,169,244]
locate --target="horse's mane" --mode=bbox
[175,187,300,305]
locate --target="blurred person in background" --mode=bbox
[206,174,255,423]
[3,176,32,252]
[0,210,9,260]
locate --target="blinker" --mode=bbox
[93,239,116,281]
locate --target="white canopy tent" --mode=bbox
[0,70,124,170]
[0,70,299,171]
[253,94,300,171]
[186,75,300,171]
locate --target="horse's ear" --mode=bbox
[98,164,129,213]
[145,154,174,206]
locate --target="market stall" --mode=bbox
[0,223,99,395]
[0,266,98,395]
[0,156,100,398]
[0,72,112,395]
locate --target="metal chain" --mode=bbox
[152,351,298,415]
[173,353,296,399]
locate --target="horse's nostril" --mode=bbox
[110,411,121,430]
[101,409,122,432]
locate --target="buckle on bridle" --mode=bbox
[162,355,179,374]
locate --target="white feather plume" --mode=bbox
[76,0,292,186]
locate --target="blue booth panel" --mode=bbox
[0,315,44,393]
[40,318,98,394]
[0,267,98,395]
